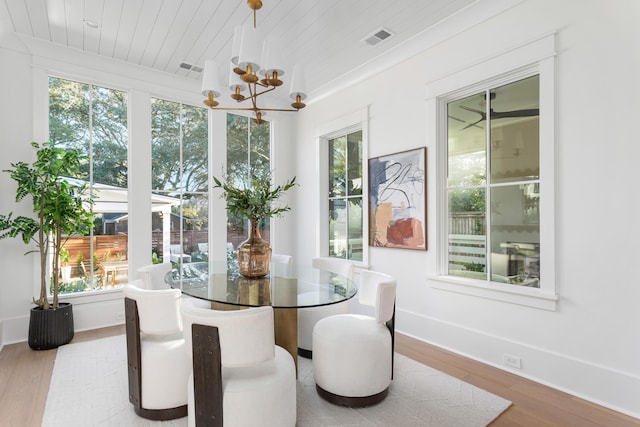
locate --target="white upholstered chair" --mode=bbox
[312,270,397,407]
[271,253,293,278]
[297,257,354,358]
[135,262,172,290]
[123,281,189,420]
[181,300,297,427]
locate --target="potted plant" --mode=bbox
[0,141,94,350]
[213,170,296,278]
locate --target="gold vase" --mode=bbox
[237,219,272,278]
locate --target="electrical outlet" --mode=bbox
[503,354,522,369]
[116,312,125,320]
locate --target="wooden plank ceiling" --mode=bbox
[1,0,479,102]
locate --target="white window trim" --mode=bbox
[426,32,558,311]
[315,107,370,266]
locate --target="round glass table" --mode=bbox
[166,261,358,371]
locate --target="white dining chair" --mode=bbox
[135,262,172,290]
[297,257,354,358]
[271,253,293,277]
[181,300,297,427]
[312,270,397,407]
[123,281,189,420]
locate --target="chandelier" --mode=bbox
[200,0,307,124]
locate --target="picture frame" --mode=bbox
[368,147,427,250]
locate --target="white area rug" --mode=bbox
[43,335,511,426]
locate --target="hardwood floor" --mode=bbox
[395,334,640,427]
[0,326,638,426]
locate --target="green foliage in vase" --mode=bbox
[213,170,297,224]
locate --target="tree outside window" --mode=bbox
[49,76,129,292]
[151,99,209,266]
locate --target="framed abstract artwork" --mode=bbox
[368,147,427,250]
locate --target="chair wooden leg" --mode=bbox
[124,298,187,421]
[192,324,223,427]
[315,384,390,408]
[125,298,142,412]
[385,304,396,380]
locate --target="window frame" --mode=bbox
[150,97,210,268]
[316,108,369,265]
[48,75,131,294]
[427,33,558,311]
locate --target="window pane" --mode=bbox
[448,93,487,188]
[151,99,181,193]
[446,73,541,288]
[490,75,540,184]
[489,184,540,287]
[92,85,128,187]
[227,114,249,182]
[328,129,363,261]
[347,130,363,196]
[347,198,363,261]
[448,187,486,278]
[182,104,209,192]
[250,119,270,172]
[183,193,209,262]
[329,199,347,258]
[152,99,208,266]
[329,136,346,197]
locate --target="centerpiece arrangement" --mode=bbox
[0,141,94,349]
[213,170,296,278]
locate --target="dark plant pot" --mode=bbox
[28,302,74,350]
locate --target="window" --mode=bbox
[327,129,364,261]
[225,113,271,249]
[429,34,557,310]
[49,76,129,293]
[151,99,209,267]
[447,75,540,287]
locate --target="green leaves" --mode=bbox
[213,171,297,223]
[0,141,94,308]
[0,213,39,245]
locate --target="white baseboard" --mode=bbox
[396,309,640,420]
[1,298,125,346]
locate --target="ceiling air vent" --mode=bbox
[179,62,203,73]
[362,27,393,46]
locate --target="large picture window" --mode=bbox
[447,75,540,287]
[49,76,129,293]
[430,34,556,310]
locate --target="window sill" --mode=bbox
[55,287,124,306]
[427,275,558,311]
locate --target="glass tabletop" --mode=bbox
[165,261,357,309]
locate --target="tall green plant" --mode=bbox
[0,141,94,309]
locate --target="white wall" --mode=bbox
[292,0,640,418]
[0,39,37,345]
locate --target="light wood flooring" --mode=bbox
[0,326,638,426]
